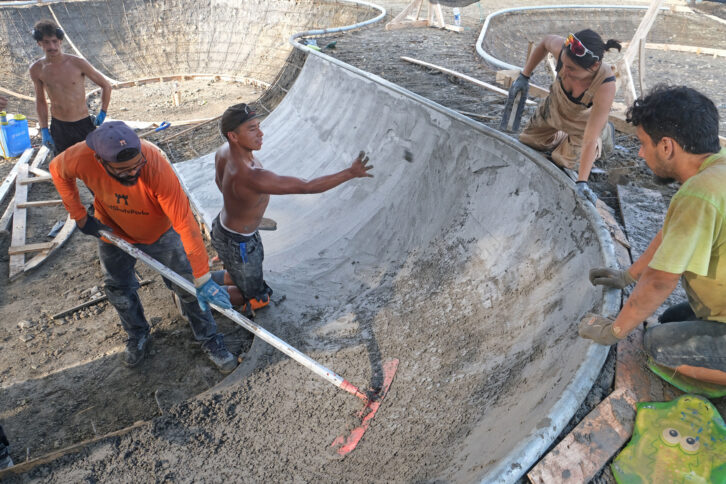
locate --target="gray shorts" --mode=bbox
[210,215,272,301]
[644,302,726,372]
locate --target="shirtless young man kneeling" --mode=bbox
[211,103,373,312]
[29,19,112,154]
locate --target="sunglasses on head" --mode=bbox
[565,34,599,62]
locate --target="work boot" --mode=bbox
[124,332,150,367]
[601,121,615,156]
[202,335,237,374]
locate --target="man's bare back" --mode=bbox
[215,143,271,234]
[30,54,97,122]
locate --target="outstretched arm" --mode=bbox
[243,151,373,195]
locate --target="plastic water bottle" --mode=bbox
[0,112,8,159]
[453,8,461,27]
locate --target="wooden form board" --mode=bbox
[385,0,462,32]
[0,148,34,206]
[402,57,536,104]
[9,164,29,278]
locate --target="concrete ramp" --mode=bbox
[175,52,618,482]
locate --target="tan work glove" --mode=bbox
[578,313,621,346]
[589,267,636,289]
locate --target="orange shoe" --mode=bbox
[241,295,270,312]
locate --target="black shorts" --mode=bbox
[50,116,95,154]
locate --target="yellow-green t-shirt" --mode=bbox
[649,148,726,323]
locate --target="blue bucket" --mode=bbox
[1,113,32,158]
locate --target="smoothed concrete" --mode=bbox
[1,0,620,481]
[175,52,618,482]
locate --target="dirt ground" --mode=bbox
[1,1,725,482]
[86,78,264,123]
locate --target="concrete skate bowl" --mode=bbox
[167,52,618,482]
[477,4,726,121]
[0,3,621,483]
[0,0,380,124]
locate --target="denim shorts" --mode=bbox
[644,302,726,372]
[210,215,271,301]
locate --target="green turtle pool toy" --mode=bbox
[612,394,726,483]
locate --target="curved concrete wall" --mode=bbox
[0,0,373,116]
[175,52,617,482]
[480,6,726,70]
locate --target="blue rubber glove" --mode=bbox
[78,214,111,238]
[41,128,56,152]
[575,181,598,205]
[195,275,232,312]
[94,110,106,126]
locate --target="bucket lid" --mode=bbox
[13,114,26,121]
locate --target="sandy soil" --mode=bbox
[86,78,265,123]
[0,1,725,482]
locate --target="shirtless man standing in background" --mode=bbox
[29,19,112,154]
[211,103,373,312]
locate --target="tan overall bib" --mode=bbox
[519,63,611,169]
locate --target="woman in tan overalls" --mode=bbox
[508,29,621,203]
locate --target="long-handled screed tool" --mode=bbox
[101,230,398,456]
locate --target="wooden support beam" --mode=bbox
[19,175,54,185]
[29,167,51,177]
[527,388,638,483]
[16,199,63,208]
[0,148,34,207]
[496,70,549,98]
[8,241,56,255]
[9,164,29,279]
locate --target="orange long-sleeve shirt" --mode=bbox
[50,140,209,278]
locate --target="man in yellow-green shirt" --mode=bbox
[580,85,726,388]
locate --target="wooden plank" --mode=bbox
[495,70,549,98]
[24,214,76,274]
[0,148,34,207]
[0,420,149,479]
[8,241,56,255]
[16,199,63,208]
[622,41,726,58]
[527,388,638,483]
[8,164,29,279]
[19,174,54,185]
[385,18,428,30]
[29,167,51,177]
[402,57,537,104]
[0,199,14,232]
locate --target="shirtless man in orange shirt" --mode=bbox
[211,103,373,311]
[51,121,237,372]
[29,19,112,154]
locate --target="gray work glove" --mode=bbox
[509,72,530,100]
[575,181,597,205]
[578,313,620,345]
[589,267,636,289]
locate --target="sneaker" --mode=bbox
[124,332,150,367]
[202,335,238,374]
[601,121,615,156]
[241,294,270,313]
